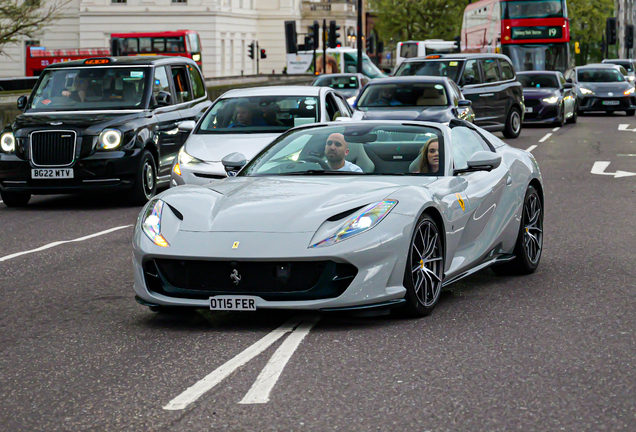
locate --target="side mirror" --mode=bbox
[17,95,27,111]
[467,151,502,171]
[566,78,573,84]
[563,83,574,89]
[178,120,196,132]
[156,91,172,107]
[222,152,247,175]
[458,99,472,107]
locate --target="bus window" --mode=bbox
[187,33,201,53]
[123,38,138,53]
[502,0,564,19]
[400,43,419,59]
[153,38,166,52]
[139,37,152,53]
[166,37,185,53]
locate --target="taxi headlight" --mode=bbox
[580,87,594,95]
[542,96,559,104]
[98,129,122,150]
[310,200,397,248]
[1,132,16,152]
[178,146,203,165]
[624,87,635,95]
[141,199,169,247]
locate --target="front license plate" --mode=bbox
[31,168,74,179]
[602,100,620,105]
[525,107,533,113]
[210,296,257,311]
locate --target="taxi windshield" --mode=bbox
[240,124,444,176]
[29,67,148,111]
[357,83,449,109]
[394,60,463,83]
[198,96,319,134]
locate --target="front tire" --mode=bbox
[1,191,31,207]
[503,107,522,139]
[492,185,543,275]
[128,150,157,206]
[554,105,565,127]
[401,214,445,317]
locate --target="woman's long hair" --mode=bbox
[418,137,439,174]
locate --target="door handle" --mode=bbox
[479,93,495,97]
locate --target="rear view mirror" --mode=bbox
[222,152,247,175]
[458,100,472,107]
[156,91,171,107]
[17,95,27,111]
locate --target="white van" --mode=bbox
[286,47,387,79]
[394,40,459,73]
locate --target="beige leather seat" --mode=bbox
[416,87,447,106]
[345,142,375,172]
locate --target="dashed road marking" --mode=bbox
[552,127,560,132]
[539,133,552,143]
[164,315,317,410]
[618,124,636,131]
[239,316,320,405]
[526,145,538,152]
[0,225,133,262]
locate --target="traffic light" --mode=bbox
[307,21,319,50]
[627,25,635,50]
[260,48,266,59]
[248,42,255,59]
[328,20,341,49]
[366,35,374,54]
[574,41,580,54]
[284,21,297,54]
[607,17,617,45]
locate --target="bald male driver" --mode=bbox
[324,133,363,172]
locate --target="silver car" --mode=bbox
[135,119,543,317]
[171,86,353,186]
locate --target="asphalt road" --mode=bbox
[2,113,636,431]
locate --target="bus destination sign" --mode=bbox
[511,26,563,40]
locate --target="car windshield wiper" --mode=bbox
[276,170,365,176]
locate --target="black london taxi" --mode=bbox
[394,53,525,138]
[0,56,211,206]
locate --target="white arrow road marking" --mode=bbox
[539,133,552,143]
[526,145,538,153]
[591,161,636,178]
[0,225,132,262]
[239,316,320,405]
[164,315,306,411]
[618,124,636,131]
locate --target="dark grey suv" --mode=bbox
[394,53,525,138]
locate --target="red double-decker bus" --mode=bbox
[461,0,570,72]
[25,30,202,76]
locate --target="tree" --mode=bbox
[568,0,614,64]
[0,0,71,55]
[371,0,466,42]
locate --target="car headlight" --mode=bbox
[98,129,122,150]
[580,87,594,95]
[178,146,203,165]
[542,96,559,104]
[141,199,169,247]
[629,76,635,81]
[624,87,635,95]
[1,132,15,152]
[310,200,398,248]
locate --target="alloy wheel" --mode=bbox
[410,220,443,307]
[523,192,543,264]
[511,110,521,133]
[143,160,155,199]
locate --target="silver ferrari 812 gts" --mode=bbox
[132,119,543,317]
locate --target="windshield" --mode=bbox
[240,124,444,176]
[394,60,463,83]
[313,76,359,99]
[502,44,568,72]
[604,60,634,72]
[502,0,564,19]
[578,69,625,83]
[198,95,319,134]
[517,74,559,88]
[29,67,147,111]
[357,83,448,109]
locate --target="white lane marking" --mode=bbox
[538,133,552,143]
[525,145,538,153]
[591,161,636,178]
[618,124,636,131]
[0,225,132,262]
[618,154,636,156]
[163,316,304,411]
[552,127,560,132]
[239,316,320,405]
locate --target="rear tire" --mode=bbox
[503,107,522,139]
[627,110,635,116]
[492,185,543,276]
[1,191,31,207]
[128,150,157,206]
[400,214,445,317]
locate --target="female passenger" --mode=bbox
[417,137,440,174]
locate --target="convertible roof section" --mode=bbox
[221,86,324,99]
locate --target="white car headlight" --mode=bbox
[141,199,169,247]
[98,129,122,150]
[178,146,203,165]
[310,200,397,248]
[629,75,635,81]
[624,87,635,95]
[542,96,559,104]
[1,132,16,152]
[580,87,594,95]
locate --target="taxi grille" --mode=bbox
[31,131,76,167]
